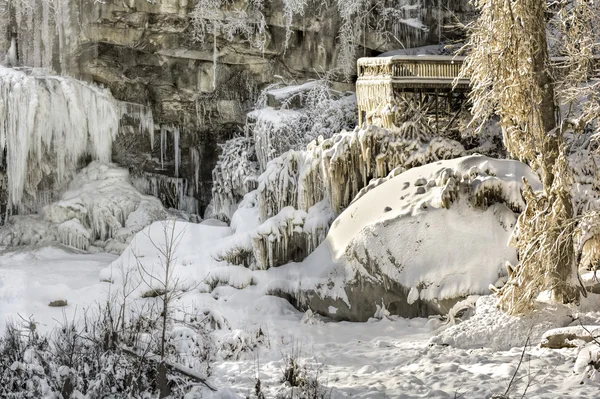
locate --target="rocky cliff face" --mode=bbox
[1,0,474,213]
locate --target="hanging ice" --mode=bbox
[174,127,181,178]
[0,66,157,214]
[0,66,120,211]
[119,101,155,149]
[131,170,198,215]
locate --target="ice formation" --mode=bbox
[131,171,198,215]
[0,0,64,70]
[257,124,466,224]
[0,66,119,212]
[252,200,335,269]
[217,124,465,270]
[0,67,156,215]
[119,102,155,149]
[0,162,166,252]
[211,136,259,221]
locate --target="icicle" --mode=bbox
[160,126,167,169]
[173,127,180,178]
[212,24,218,91]
[42,0,52,69]
[119,101,155,149]
[130,170,194,212]
[190,147,200,193]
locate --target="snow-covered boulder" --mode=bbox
[276,155,542,321]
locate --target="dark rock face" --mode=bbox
[2,0,474,213]
[290,279,460,322]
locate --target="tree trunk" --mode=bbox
[531,3,559,189]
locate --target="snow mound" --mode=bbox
[0,162,166,252]
[99,220,232,299]
[430,295,572,351]
[292,155,541,321]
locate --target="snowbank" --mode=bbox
[99,220,232,298]
[430,295,572,351]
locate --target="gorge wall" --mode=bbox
[0,0,474,214]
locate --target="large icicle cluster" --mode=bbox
[119,102,155,147]
[252,200,335,269]
[211,136,259,221]
[0,67,155,214]
[0,66,120,212]
[131,171,199,216]
[257,124,465,222]
[0,162,166,253]
[218,124,465,270]
[0,0,71,71]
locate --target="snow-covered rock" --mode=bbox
[541,325,600,349]
[275,155,542,321]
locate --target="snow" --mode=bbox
[0,245,117,333]
[2,214,600,397]
[377,44,447,57]
[431,295,573,351]
[265,81,317,101]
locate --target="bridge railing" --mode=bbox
[357,56,467,80]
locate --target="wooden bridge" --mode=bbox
[356,55,469,135]
[355,55,590,136]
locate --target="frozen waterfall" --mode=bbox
[0,66,154,213]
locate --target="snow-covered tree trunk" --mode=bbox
[463,0,585,313]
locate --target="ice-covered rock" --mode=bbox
[0,162,166,252]
[272,155,542,321]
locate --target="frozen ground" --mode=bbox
[1,220,600,398]
[0,245,117,332]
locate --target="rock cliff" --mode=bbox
[1,0,474,212]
